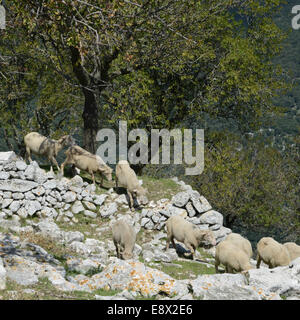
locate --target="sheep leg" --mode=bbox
[128,192,134,211]
[115,243,120,259]
[256,254,261,269]
[184,241,195,259]
[25,147,32,163]
[91,171,96,185]
[166,234,172,250]
[61,155,72,177]
[215,258,220,273]
[227,266,234,274]
[60,161,67,176]
[50,156,60,172]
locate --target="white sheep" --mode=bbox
[165,214,216,259]
[111,219,136,260]
[61,145,112,186]
[215,240,253,273]
[283,242,300,262]
[256,237,291,269]
[24,132,73,172]
[115,160,148,210]
[225,233,253,259]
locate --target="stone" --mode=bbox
[62,191,77,203]
[2,198,13,209]
[15,160,27,171]
[69,175,84,188]
[93,194,108,206]
[100,202,118,218]
[71,201,85,214]
[35,219,63,242]
[0,172,10,180]
[186,202,196,217]
[74,259,189,298]
[2,191,12,199]
[66,258,103,275]
[83,201,97,211]
[23,200,42,216]
[0,179,38,193]
[83,210,97,218]
[40,207,58,219]
[24,191,36,200]
[114,194,128,205]
[245,266,300,299]
[46,195,57,206]
[143,250,155,263]
[144,220,155,230]
[0,151,17,163]
[171,192,190,207]
[56,178,69,191]
[151,214,160,223]
[8,200,21,213]
[189,273,261,300]
[63,231,85,244]
[43,180,57,190]
[12,192,25,200]
[68,241,92,257]
[3,161,17,171]
[199,210,224,225]
[141,217,150,227]
[17,207,28,219]
[24,164,48,184]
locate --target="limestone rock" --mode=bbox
[171,192,190,208]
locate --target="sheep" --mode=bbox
[215,240,253,274]
[111,219,136,260]
[165,214,216,260]
[283,242,300,262]
[61,145,112,186]
[24,132,73,172]
[256,237,291,269]
[225,233,253,259]
[115,160,148,211]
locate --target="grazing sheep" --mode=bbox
[112,219,136,260]
[24,132,73,172]
[256,237,291,269]
[165,214,216,259]
[283,242,300,261]
[61,145,112,186]
[215,240,253,274]
[225,233,253,259]
[115,160,148,210]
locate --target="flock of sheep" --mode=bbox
[23,132,147,211]
[23,132,300,273]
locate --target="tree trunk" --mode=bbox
[82,87,98,154]
[70,46,98,153]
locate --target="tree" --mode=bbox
[3,0,289,154]
[0,8,82,155]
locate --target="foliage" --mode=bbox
[0,10,83,153]
[0,0,290,153]
[190,131,300,241]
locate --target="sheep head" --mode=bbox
[195,229,216,247]
[133,186,148,205]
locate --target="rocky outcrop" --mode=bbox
[0,151,299,300]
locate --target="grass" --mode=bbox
[160,260,216,280]
[0,278,121,300]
